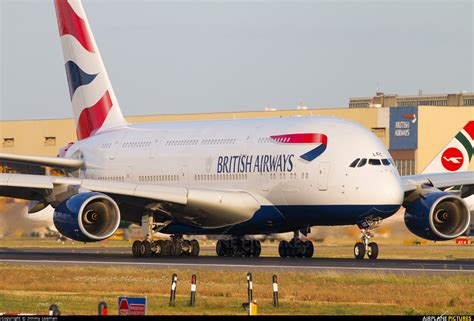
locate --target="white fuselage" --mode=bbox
[65,116,404,234]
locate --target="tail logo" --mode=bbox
[270,133,328,161]
[441,147,464,171]
[54,0,127,140]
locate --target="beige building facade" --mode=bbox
[1,106,473,175]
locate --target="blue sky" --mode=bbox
[1,0,472,120]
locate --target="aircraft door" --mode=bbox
[318,162,330,191]
[181,164,189,186]
[108,132,126,161]
[150,130,168,159]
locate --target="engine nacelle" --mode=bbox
[404,191,470,241]
[53,192,121,242]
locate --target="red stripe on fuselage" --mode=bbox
[463,121,474,140]
[54,0,94,53]
[77,91,112,140]
[270,133,327,144]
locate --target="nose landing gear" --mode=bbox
[354,218,381,260]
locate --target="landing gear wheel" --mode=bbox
[172,240,182,256]
[303,240,314,258]
[367,242,378,260]
[182,240,191,256]
[242,240,252,257]
[278,240,289,258]
[354,242,365,259]
[161,240,172,256]
[233,242,244,257]
[252,240,262,257]
[190,240,200,256]
[216,240,226,257]
[132,240,142,257]
[292,239,305,258]
[140,240,152,257]
[154,240,164,257]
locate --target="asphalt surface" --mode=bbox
[0,247,472,274]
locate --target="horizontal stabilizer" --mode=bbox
[0,153,83,169]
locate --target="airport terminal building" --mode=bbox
[1,92,473,176]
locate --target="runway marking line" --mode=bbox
[0,259,472,273]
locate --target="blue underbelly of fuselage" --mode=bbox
[160,204,401,235]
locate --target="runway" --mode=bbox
[0,247,472,274]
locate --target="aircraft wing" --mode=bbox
[401,171,474,193]
[0,173,262,228]
[401,171,474,201]
[401,171,474,192]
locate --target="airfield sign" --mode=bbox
[118,297,147,315]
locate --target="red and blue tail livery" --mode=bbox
[54,0,127,140]
[271,133,328,161]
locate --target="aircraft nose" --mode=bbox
[378,170,404,205]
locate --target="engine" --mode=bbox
[53,192,121,242]
[404,191,470,241]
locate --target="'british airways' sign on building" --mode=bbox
[390,107,418,150]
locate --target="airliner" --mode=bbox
[0,0,472,260]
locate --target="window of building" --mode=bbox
[395,159,415,176]
[44,136,56,146]
[463,99,474,106]
[2,138,14,147]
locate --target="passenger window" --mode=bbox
[369,159,382,165]
[349,158,360,168]
[357,158,367,167]
[381,159,390,166]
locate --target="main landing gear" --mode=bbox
[131,214,199,257]
[132,236,200,258]
[354,218,381,260]
[278,230,314,258]
[216,238,262,257]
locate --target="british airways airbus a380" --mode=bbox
[1,0,473,259]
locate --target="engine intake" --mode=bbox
[54,192,120,242]
[404,191,470,241]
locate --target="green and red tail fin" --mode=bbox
[422,121,474,174]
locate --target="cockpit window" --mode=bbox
[349,158,360,168]
[381,159,391,166]
[369,159,382,166]
[357,158,367,167]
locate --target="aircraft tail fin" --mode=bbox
[422,121,474,174]
[54,0,127,140]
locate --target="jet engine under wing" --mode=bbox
[0,152,83,169]
[0,173,261,228]
[402,171,474,194]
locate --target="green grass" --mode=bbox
[0,264,472,315]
